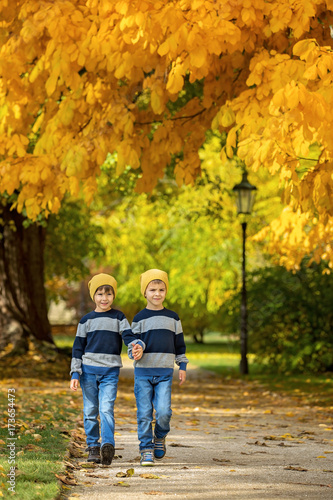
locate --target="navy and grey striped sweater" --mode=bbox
[130,307,188,377]
[70,309,142,379]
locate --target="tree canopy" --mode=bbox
[90,135,282,329]
[1,1,333,267]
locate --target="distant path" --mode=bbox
[66,360,333,499]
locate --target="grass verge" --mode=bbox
[186,340,333,407]
[0,348,80,499]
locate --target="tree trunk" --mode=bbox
[0,203,53,354]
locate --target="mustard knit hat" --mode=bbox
[88,273,117,300]
[140,269,169,296]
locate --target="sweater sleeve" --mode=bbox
[127,316,144,359]
[174,318,189,371]
[70,321,87,378]
[121,314,145,357]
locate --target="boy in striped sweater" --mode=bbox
[70,273,144,465]
[130,269,188,466]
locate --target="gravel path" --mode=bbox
[65,362,333,500]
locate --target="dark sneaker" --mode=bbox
[154,436,166,459]
[87,446,100,463]
[101,443,115,465]
[140,450,154,466]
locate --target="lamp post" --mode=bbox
[232,170,257,375]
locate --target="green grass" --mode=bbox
[0,367,80,499]
[185,337,333,407]
[53,334,75,353]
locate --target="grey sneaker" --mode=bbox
[87,446,100,463]
[101,443,115,465]
[140,450,154,466]
[154,436,166,459]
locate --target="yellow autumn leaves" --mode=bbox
[210,25,333,268]
[2,1,333,267]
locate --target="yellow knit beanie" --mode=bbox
[88,273,117,300]
[140,269,169,296]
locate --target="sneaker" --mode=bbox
[140,451,154,466]
[87,446,101,463]
[101,443,115,465]
[154,436,166,460]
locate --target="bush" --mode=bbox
[224,261,333,373]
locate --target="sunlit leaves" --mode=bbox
[92,135,282,333]
[1,0,333,268]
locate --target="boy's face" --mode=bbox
[145,280,167,310]
[94,287,114,312]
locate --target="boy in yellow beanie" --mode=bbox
[70,273,144,465]
[129,269,188,466]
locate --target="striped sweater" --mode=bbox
[130,307,188,377]
[70,309,143,379]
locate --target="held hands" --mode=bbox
[70,379,79,391]
[132,343,143,360]
[179,369,186,386]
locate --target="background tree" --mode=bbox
[92,135,282,338]
[0,198,104,353]
[2,1,333,349]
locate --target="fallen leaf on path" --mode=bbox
[72,441,85,449]
[69,445,84,458]
[241,451,267,455]
[287,481,331,488]
[144,492,167,496]
[113,481,130,487]
[284,466,308,471]
[247,441,268,446]
[60,430,71,436]
[213,458,231,463]
[55,474,77,485]
[63,460,75,468]
[140,474,160,479]
[116,469,134,478]
[169,443,194,448]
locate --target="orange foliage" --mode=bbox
[1,1,333,266]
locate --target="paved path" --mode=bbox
[66,362,333,500]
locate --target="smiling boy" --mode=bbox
[130,269,188,466]
[70,273,144,465]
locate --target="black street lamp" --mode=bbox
[232,170,257,375]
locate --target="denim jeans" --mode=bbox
[80,370,119,448]
[134,374,173,452]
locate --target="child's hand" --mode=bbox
[179,370,186,386]
[70,379,79,391]
[133,344,143,360]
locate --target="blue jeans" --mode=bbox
[134,374,173,452]
[80,371,119,448]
